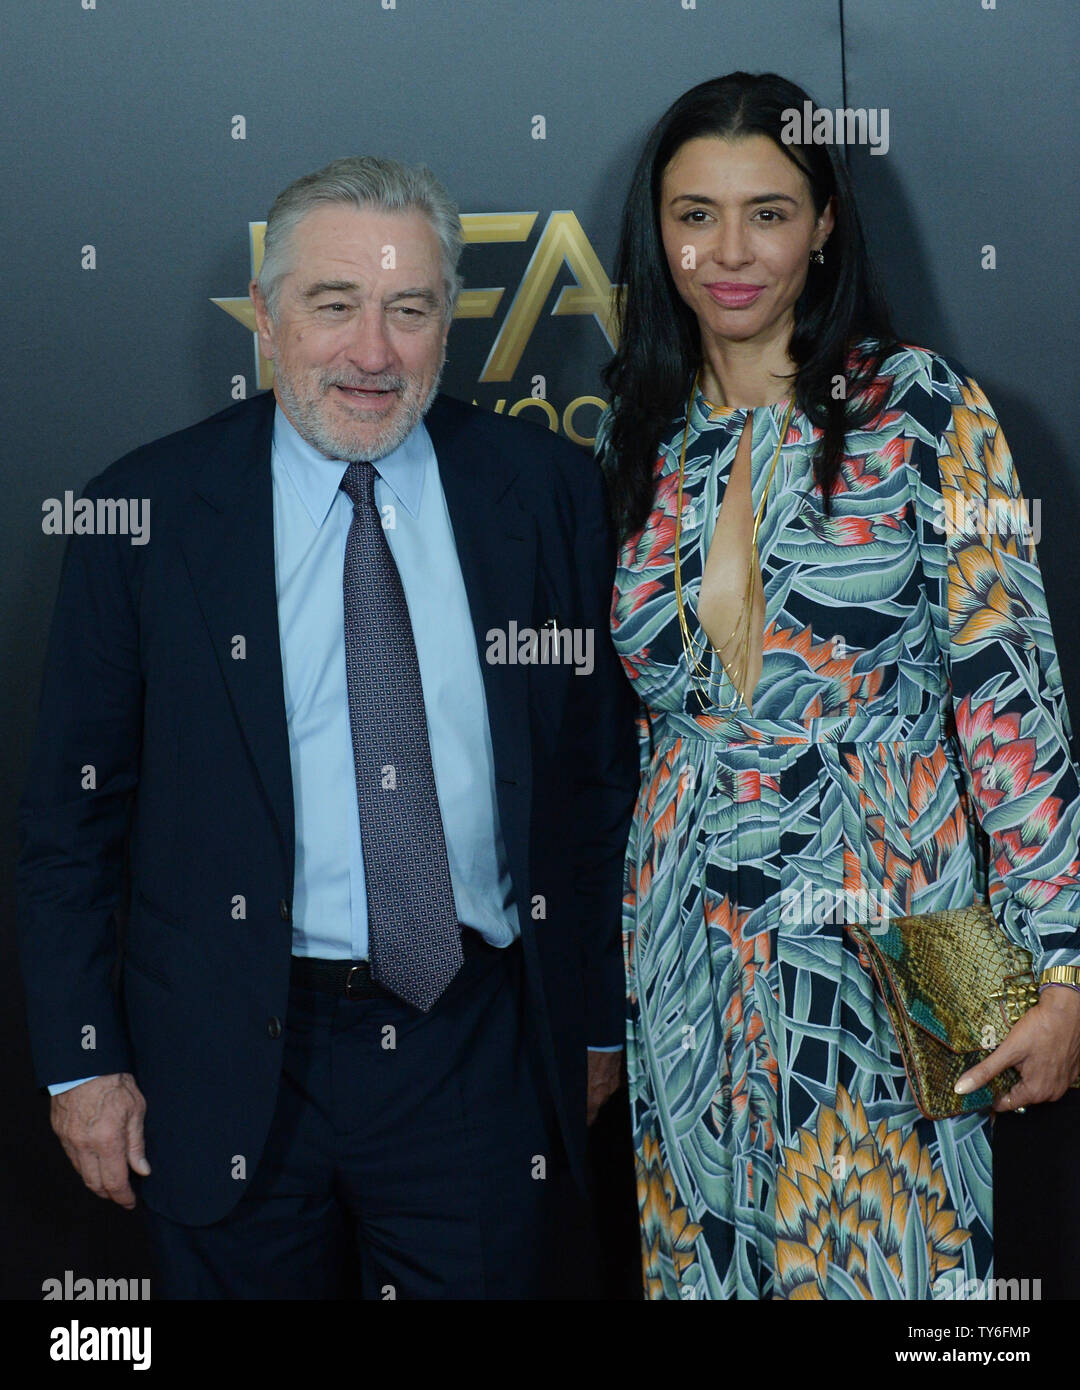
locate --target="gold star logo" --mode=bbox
[210,222,271,388]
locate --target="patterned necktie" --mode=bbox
[339,460,462,1011]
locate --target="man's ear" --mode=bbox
[250,280,276,361]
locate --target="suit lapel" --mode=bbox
[424,396,536,913]
[179,393,295,880]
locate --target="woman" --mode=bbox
[597,72,1080,1300]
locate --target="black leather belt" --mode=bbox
[290,955,385,999]
[291,929,498,1000]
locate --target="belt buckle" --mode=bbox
[345,963,367,1000]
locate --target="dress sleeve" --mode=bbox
[910,354,1080,974]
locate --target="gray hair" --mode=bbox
[257,155,464,322]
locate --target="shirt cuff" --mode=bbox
[47,1076,102,1095]
[587,1044,623,1052]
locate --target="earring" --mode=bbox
[810,247,825,265]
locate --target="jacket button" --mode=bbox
[279,899,291,921]
[267,1017,282,1039]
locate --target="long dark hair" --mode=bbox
[601,72,899,541]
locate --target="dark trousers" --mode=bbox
[143,934,594,1298]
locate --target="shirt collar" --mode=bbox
[271,402,430,528]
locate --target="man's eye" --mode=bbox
[393,305,424,317]
[318,302,349,313]
[755,209,784,223]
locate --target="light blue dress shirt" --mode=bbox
[271,403,518,959]
[49,402,617,1094]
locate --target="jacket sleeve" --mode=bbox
[564,446,640,1047]
[911,354,1080,974]
[16,469,142,1090]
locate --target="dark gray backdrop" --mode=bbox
[3,0,1076,1302]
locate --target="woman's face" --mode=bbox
[659,133,834,353]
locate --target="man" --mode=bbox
[17,156,639,1298]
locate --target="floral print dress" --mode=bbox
[599,342,1080,1299]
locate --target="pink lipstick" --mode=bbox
[704,283,765,308]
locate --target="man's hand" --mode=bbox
[50,1073,150,1209]
[586,1048,625,1126]
[955,985,1080,1112]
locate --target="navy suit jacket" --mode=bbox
[17,390,639,1225]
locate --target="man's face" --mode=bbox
[251,203,450,461]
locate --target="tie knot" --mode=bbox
[339,461,375,508]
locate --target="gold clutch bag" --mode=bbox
[845,904,1042,1120]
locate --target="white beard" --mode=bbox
[276,352,445,462]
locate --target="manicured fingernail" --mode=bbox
[954,1078,972,1094]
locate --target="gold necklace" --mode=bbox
[673,370,795,713]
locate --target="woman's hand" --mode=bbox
[955,985,1080,1112]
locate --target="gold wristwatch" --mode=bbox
[1039,965,1080,990]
